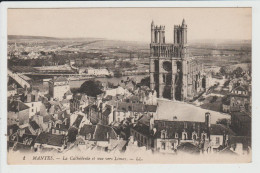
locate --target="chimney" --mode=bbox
[27,94,32,103]
[205,112,211,127]
[35,93,39,102]
[129,136,134,144]
[149,115,154,130]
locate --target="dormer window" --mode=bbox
[86,133,92,140]
[192,132,198,140]
[184,122,187,129]
[175,133,178,139]
[182,131,188,140]
[201,132,207,140]
[161,130,167,139]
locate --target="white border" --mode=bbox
[1,1,260,173]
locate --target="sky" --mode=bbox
[8,8,251,42]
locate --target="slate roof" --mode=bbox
[145,105,157,112]
[17,134,37,146]
[8,100,30,112]
[132,122,151,137]
[8,85,15,91]
[13,143,32,152]
[78,124,118,141]
[228,136,251,149]
[72,114,84,128]
[102,106,111,117]
[219,147,238,155]
[35,133,65,147]
[43,114,53,123]
[233,86,247,92]
[29,121,40,130]
[7,124,19,135]
[79,124,96,137]
[94,124,118,141]
[67,126,78,143]
[153,120,208,139]
[53,123,69,131]
[117,102,157,113]
[74,93,88,103]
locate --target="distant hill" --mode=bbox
[8,35,59,40]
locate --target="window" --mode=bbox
[216,137,220,145]
[175,133,178,138]
[161,131,166,139]
[171,143,175,150]
[184,122,187,128]
[161,142,166,150]
[32,109,34,112]
[182,132,188,140]
[192,132,197,140]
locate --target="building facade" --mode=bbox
[49,76,70,101]
[149,19,206,101]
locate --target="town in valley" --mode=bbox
[7,10,252,162]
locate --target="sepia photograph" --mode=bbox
[4,6,252,164]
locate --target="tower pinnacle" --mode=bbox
[182,18,186,26]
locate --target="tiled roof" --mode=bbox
[53,76,68,82]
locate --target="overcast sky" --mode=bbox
[8,8,251,42]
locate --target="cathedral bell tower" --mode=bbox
[150,19,192,101]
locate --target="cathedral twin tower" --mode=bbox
[149,19,205,101]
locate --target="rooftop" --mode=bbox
[156,100,230,123]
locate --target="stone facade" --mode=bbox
[49,76,70,101]
[150,19,206,101]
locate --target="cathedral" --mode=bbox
[149,19,206,101]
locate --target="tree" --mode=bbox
[233,67,243,78]
[139,77,150,87]
[78,80,103,97]
[219,67,226,75]
[216,118,229,126]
